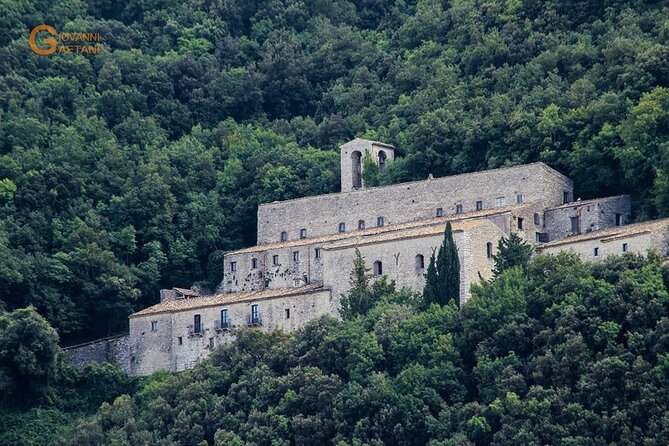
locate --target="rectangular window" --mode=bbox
[622,243,628,252]
[221,309,229,324]
[570,216,580,234]
[536,232,548,243]
[293,251,299,262]
[300,228,307,239]
[251,258,258,269]
[563,191,570,204]
[151,321,159,331]
[358,220,365,230]
[517,217,524,230]
[251,304,260,324]
[377,216,384,227]
[486,242,493,259]
[273,255,279,265]
[436,208,444,217]
[230,261,237,272]
[534,213,540,225]
[178,336,183,345]
[315,248,321,259]
[495,197,506,207]
[456,204,463,214]
[516,194,523,204]
[209,338,214,349]
[476,200,483,211]
[615,213,622,226]
[594,247,599,257]
[194,314,201,334]
[285,308,290,319]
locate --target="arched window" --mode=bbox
[486,242,493,259]
[358,219,365,230]
[338,222,346,233]
[378,150,387,171]
[280,231,288,241]
[373,261,383,277]
[351,151,362,189]
[416,254,425,270]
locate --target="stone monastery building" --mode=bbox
[126,139,669,375]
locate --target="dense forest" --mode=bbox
[3,249,669,445]
[1,0,669,342]
[3,1,669,442]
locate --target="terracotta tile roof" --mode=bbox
[130,284,327,318]
[537,218,669,250]
[545,195,629,211]
[324,219,491,251]
[229,205,521,255]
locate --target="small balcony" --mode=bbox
[247,314,262,327]
[187,324,204,337]
[214,320,232,331]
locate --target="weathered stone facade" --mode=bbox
[543,195,631,242]
[127,285,332,375]
[340,138,396,192]
[256,157,573,245]
[125,138,666,376]
[536,218,669,259]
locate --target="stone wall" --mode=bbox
[340,139,396,192]
[322,219,505,307]
[63,335,132,373]
[221,244,323,294]
[543,195,631,242]
[537,220,669,260]
[257,162,573,245]
[127,288,333,375]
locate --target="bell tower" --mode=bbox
[339,138,395,192]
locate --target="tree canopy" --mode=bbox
[34,251,669,445]
[2,0,669,341]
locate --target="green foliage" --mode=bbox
[51,252,669,445]
[1,0,669,343]
[492,232,534,277]
[340,249,379,320]
[423,222,460,307]
[0,307,61,406]
[361,151,379,187]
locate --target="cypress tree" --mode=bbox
[422,252,439,306]
[440,221,461,306]
[423,222,461,307]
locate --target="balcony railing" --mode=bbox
[247,314,262,327]
[187,324,204,337]
[214,320,231,331]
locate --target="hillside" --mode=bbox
[1,0,669,342]
[3,252,669,445]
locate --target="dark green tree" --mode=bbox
[492,232,534,277]
[423,222,460,306]
[340,249,375,320]
[0,307,61,407]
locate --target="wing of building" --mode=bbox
[122,138,669,375]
